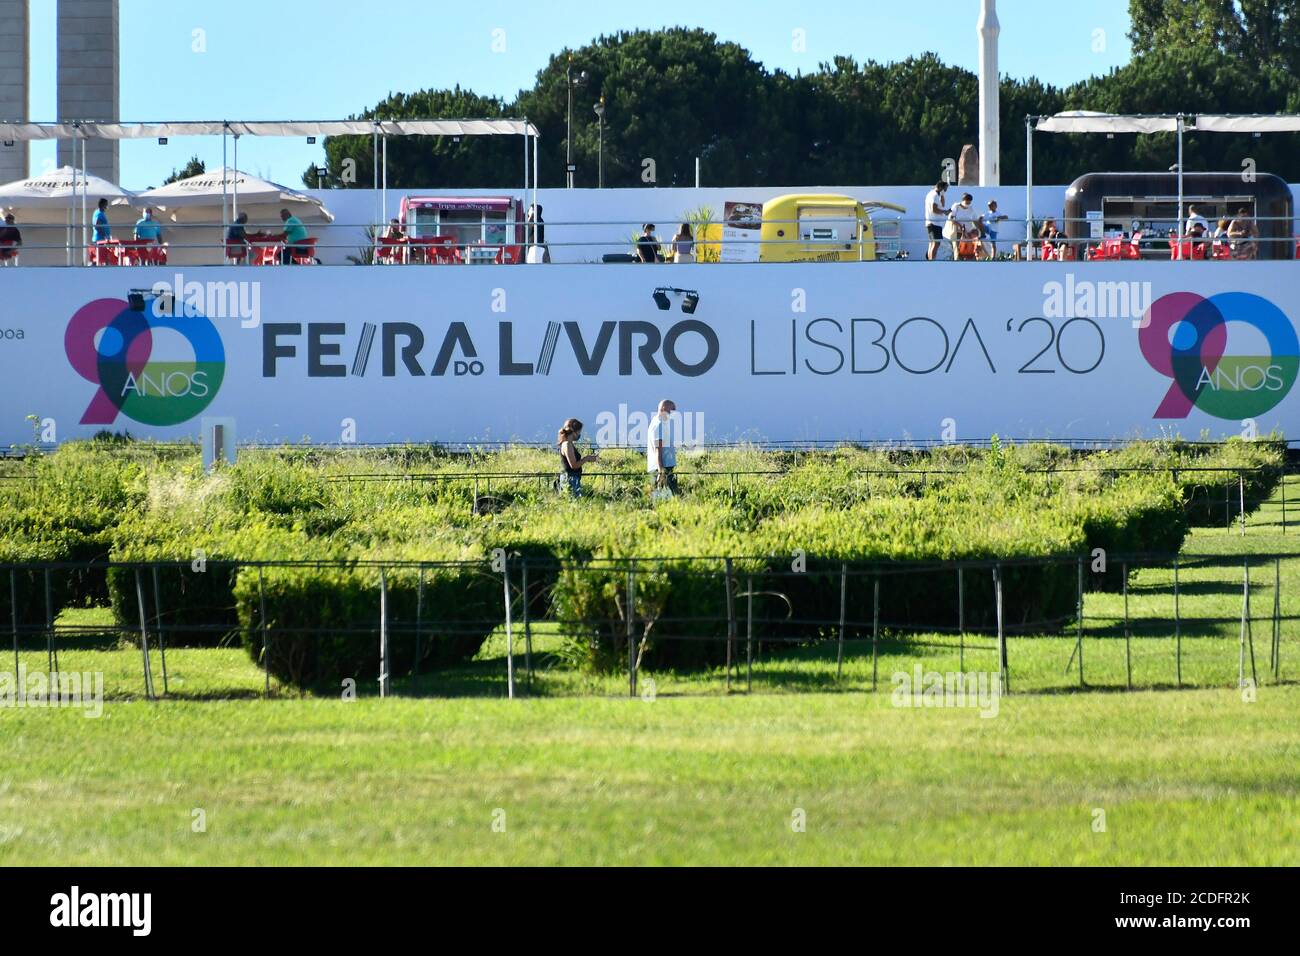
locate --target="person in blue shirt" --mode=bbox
[92,198,111,242]
[134,207,163,243]
[278,208,310,265]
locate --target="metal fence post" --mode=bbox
[995,564,1007,693]
[1244,559,1257,688]
[871,576,880,692]
[1077,557,1085,687]
[11,569,19,679]
[133,568,155,701]
[626,567,636,698]
[1239,473,1246,535]
[957,566,965,673]
[257,566,270,698]
[501,557,514,700]
[1273,556,1282,681]
[835,562,847,680]
[151,565,169,696]
[745,573,754,694]
[43,568,56,677]
[414,565,424,677]
[725,558,737,691]
[379,568,390,699]
[1123,563,1131,691]
[521,557,533,687]
[1239,559,1248,689]
[1174,557,1181,689]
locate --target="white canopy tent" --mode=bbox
[0,164,138,264]
[1194,114,1300,134]
[1027,112,1187,253]
[0,119,542,257]
[1026,111,1300,255]
[138,167,335,222]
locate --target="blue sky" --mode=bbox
[24,0,1133,189]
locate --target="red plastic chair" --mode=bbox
[1121,232,1143,260]
[376,236,406,264]
[0,239,17,266]
[289,237,317,265]
[225,240,248,265]
[1212,241,1233,260]
[87,241,121,266]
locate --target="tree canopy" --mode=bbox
[308,10,1300,189]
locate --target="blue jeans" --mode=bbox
[566,473,582,497]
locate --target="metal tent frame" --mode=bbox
[0,118,541,256]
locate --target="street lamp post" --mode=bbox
[565,55,587,188]
[594,97,605,189]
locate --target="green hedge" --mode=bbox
[234,562,499,688]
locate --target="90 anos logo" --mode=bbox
[65,297,225,427]
[1139,291,1298,420]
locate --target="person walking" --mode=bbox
[647,399,680,496]
[557,418,599,497]
[923,181,950,260]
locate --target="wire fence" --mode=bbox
[4,551,1295,702]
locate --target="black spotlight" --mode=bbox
[652,289,671,310]
[127,291,147,312]
[306,136,317,145]
[157,137,168,145]
[681,291,699,314]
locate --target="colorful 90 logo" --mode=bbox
[65,297,225,427]
[1139,291,1299,420]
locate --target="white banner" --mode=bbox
[1,262,1297,447]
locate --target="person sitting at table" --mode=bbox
[278,208,310,265]
[134,207,164,244]
[92,198,111,242]
[635,223,663,263]
[225,212,250,259]
[383,218,405,242]
[1185,204,1210,257]
[0,213,20,264]
[1227,208,1259,259]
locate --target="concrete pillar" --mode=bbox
[977,0,1000,186]
[56,0,119,183]
[0,0,29,183]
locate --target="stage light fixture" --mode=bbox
[127,291,146,312]
[681,292,699,314]
[652,289,671,310]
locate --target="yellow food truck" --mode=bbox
[758,194,907,262]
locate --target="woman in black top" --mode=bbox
[557,418,599,496]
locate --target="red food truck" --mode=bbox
[396,195,525,264]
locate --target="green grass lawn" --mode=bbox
[2,478,1299,865]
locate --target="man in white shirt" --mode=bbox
[948,193,980,260]
[1185,204,1211,257]
[647,398,679,495]
[923,181,950,261]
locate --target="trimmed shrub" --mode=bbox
[234,561,499,688]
